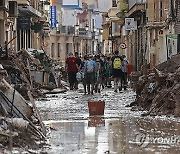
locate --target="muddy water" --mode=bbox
[36,88,180,154]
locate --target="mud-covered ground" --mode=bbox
[35,85,180,154]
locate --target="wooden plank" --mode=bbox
[27,91,46,135]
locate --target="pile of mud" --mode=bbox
[130,54,180,116]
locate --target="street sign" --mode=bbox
[50,6,56,28]
[120,43,126,49]
[125,18,137,31]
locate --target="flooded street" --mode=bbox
[36,86,180,154]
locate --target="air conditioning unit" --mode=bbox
[0,0,8,10]
[9,1,18,17]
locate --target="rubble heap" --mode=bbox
[130,54,180,116]
[0,49,49,152]
[0,48,69,152]
[0,49,45,99]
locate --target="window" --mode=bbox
[112,0,117,7]
[159,1,163,20]
[66,43,69,55]
[114,23,119,32]
[6,31,8,43]
[57,43,61,58]
[51,43,55,58]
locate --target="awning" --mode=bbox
[18,5,41,17]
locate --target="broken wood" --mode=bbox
[141,83,178,116]
[0,78,32,118]
[27,91,46,135]
[130,54,180,116]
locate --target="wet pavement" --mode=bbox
[36,85,180,154]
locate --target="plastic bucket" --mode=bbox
[88,101,105,116]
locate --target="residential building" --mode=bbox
[145,0,178,69]
[125,0,146,70]
[44,0,106,66]
[105,0,178,71]
[0,0,49,55]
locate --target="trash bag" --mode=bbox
[76,72,82,81]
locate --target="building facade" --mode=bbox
[104,0,179,72]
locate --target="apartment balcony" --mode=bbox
[128,0,146,10]
[126,1,145,17]
[56,26,75,35]
[108,7,119,21]
[17,0,41,17]
[78,28,87,36]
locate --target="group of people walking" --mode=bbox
[65,50,132,94]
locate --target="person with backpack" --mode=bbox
[84,55,96,94]
[111,50,123,92]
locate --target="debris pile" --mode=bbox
[0,75,46,151]
[0,49,52,152]
[130,54,180,116]
[0,49,68,97]
[0,48,69,152]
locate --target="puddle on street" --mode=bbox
[44,116,180,154]
[36,88,180,154]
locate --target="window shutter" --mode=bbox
[9,1,18,17]
[0,0,5,7]
[175,1,180,34]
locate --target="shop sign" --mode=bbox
[50,6,56,28]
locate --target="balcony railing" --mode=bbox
[126,0,145,17]
[128,0,146,9]
[79,28,87,35]
[57,26,75,35]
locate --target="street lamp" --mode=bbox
[44,0,50,11]
[75,24,79,31]
[85,25,89,31]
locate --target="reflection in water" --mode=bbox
[38,89,180,153]
[88,116,105,127]
[45,117,180,154]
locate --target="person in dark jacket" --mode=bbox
[75,52,82,89]
[66,52,78,90]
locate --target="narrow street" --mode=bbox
[36,86,180,154]
[1,0,180,154]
